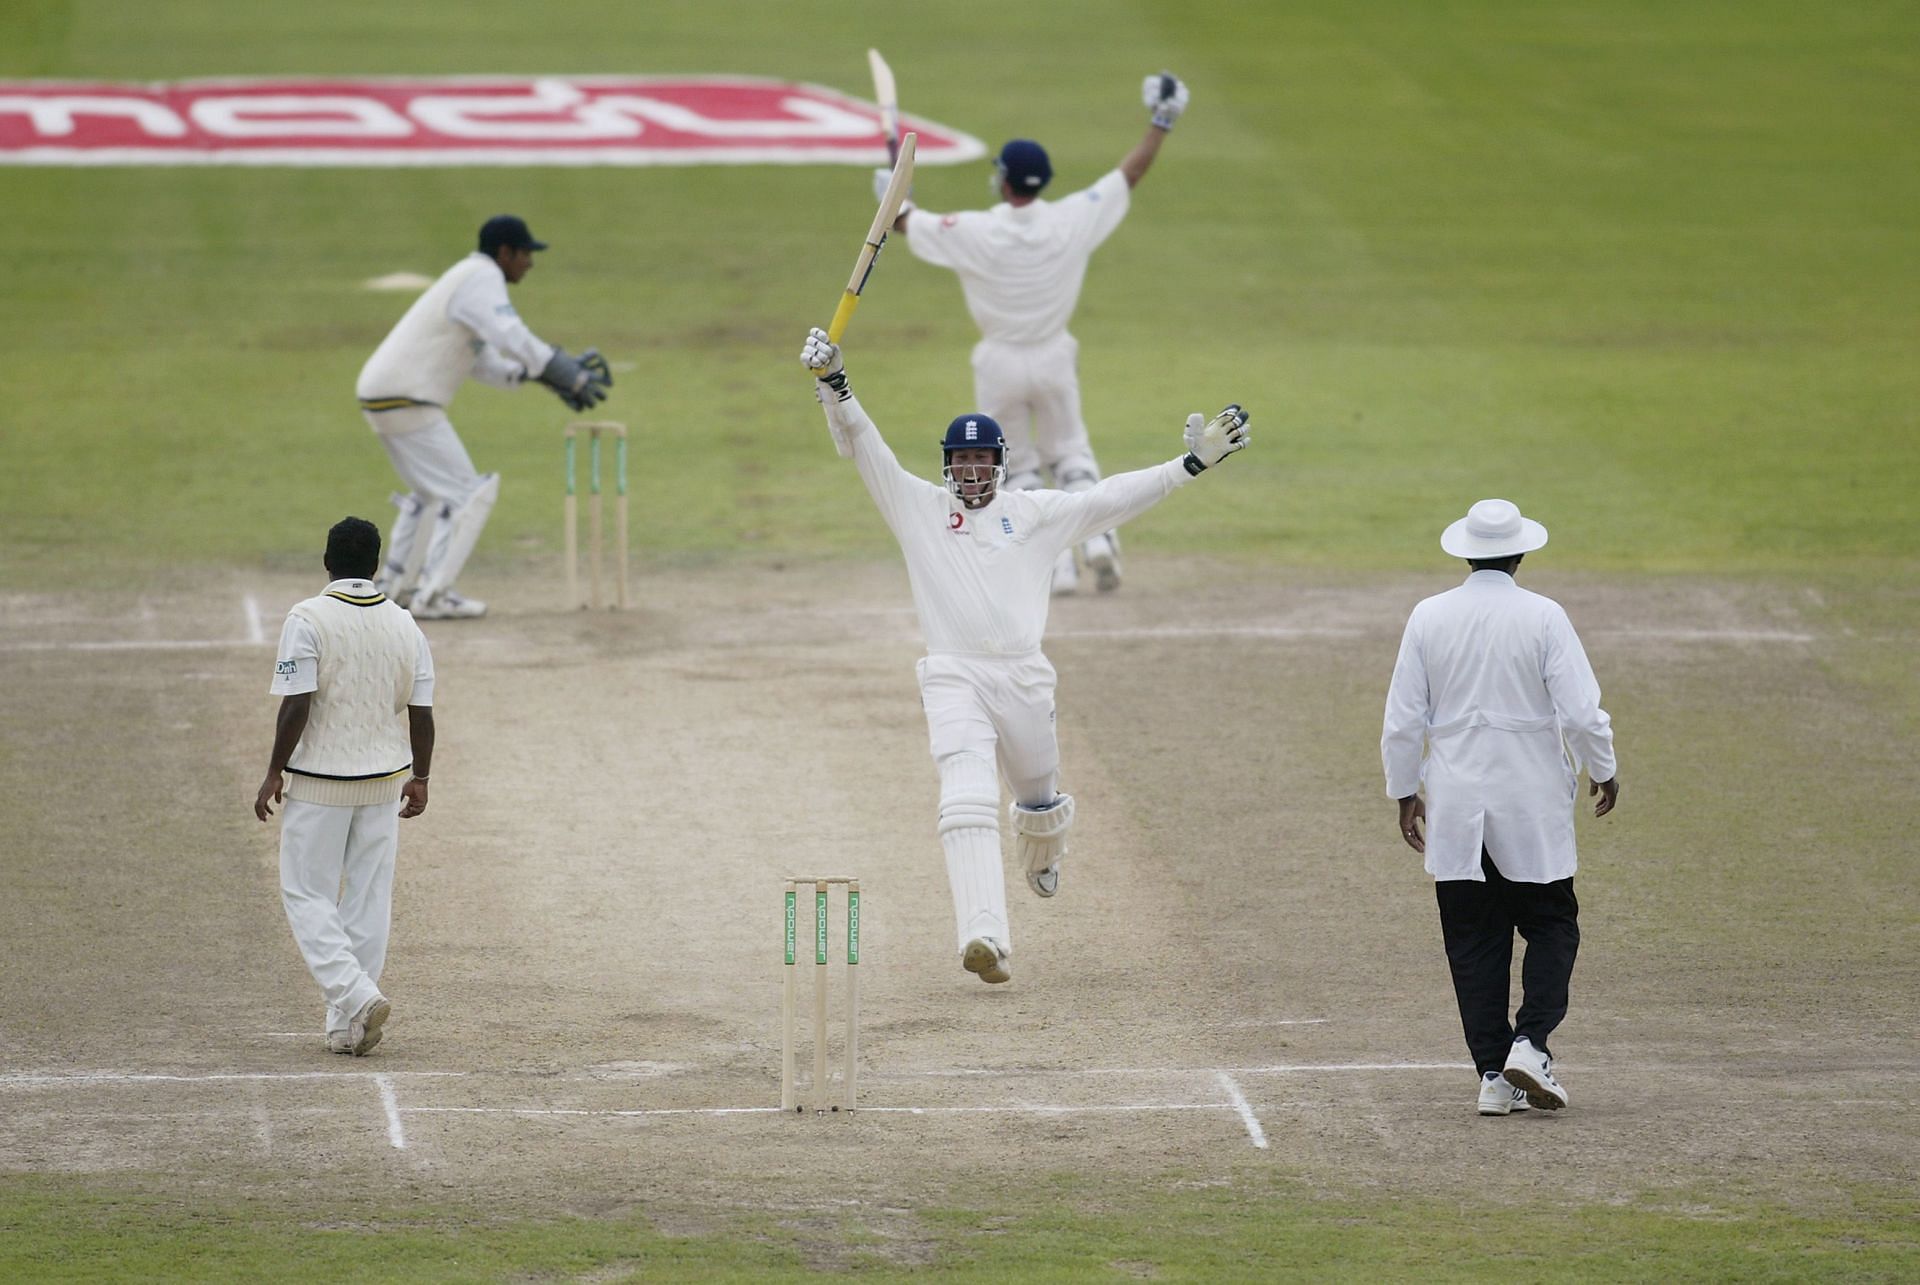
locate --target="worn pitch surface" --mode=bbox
[2,561,1914,1214]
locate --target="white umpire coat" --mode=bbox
[1381,570,1616,883]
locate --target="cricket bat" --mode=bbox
[868,47,903,168]
[825,129,915,346]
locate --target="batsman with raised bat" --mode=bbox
[874,69,1191,596]
[801,325,1249,985]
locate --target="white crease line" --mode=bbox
[249,1090,274,1158]
[1231,1062,1470,1074]
[1053,625,1365,641]
[1216,1071,1269,1150]
[884,1062,1468,1078]
[0,638,265,653]
[1219,1019,1332,1029]
[411,1105,782,1118]
[407,1103,1230,1119]
[1593,628,1815,643]
[374,1074,407,1150]
[0,1070,464,1085]
[243,595,266,645]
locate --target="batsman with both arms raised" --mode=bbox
[801,326,1249,984]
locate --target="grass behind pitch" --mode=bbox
[0,0,1915,584]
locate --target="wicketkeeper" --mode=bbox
[802,326,1249,985]
[356,215,613,618]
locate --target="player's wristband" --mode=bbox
[1181,452,1207,476]
[817,369,852,402]
[410,774,429,782]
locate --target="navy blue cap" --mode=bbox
[941,413,1006,455]
[995,140,1052,193]
[478,215,548,254]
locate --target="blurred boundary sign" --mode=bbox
[0,75,986,167]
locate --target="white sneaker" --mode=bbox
[1026,865,1059,898]
[1501,1036,1567,1110]
[326,1030,354,1055]
[348,995,390,1057]
[411,590,487,620]
[962,937,1012,984]
[1477,1071,1530,1116]
[1082,533,1121,593]
[1050,548,1079,596]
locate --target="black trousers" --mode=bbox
[1435,849,1580,1077]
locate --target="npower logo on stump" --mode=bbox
[0,76,985,166]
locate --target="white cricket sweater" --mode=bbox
[285,587,423,805]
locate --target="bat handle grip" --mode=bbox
[825,291,860,346]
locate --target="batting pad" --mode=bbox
[937,753,1007,949]
[1011,792,1075,874]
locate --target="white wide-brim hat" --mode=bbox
[1440,498,1549,559]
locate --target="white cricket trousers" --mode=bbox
[279,796,398,1036]
[918,651,1061,954]
[366,411,494,594]
[971,333,1099,487]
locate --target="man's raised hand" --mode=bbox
[801,327,843,378]
[1181,403,1250,473]
[1143,72,1190,130]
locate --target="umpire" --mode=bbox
[1380,499,1620,1115]
[255,517,435,1056]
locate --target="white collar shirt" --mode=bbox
[1381,570,1616,882]
[903,169,1131,345]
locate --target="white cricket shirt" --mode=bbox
[356,253,556,410]
[905,169,1131,345]
[826,392,1189,655]
[1381,570,1617,883]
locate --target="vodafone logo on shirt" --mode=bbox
[0,76,986,166]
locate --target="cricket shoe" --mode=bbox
[1501,1036,1567,1110]
[348,995,391,1057]
[1050,548,1079,597]
[326,1030,354,1055]
[962,937,1012,984]
[410,590,487,620]
[1476,1071,1531,1116]
[1026,864,1059,898]
[1082,533,1122,593]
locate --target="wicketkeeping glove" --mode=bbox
[539,346,613,412]
[1181,404,1250,474]
[1143,72,1190,130]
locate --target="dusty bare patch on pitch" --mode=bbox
[0,560,1915,1221]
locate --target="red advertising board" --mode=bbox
[0,76,984,166]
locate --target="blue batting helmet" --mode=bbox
[995,140,1052,193]
[940,413,1006,457]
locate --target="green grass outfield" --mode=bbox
[3,1175,1915,1283]
[1,0,1914,585]
[3,1,1918,1279]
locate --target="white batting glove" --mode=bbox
[800,327,843,378]
[1143,72,1189,130]
[1181,404,1249,474]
